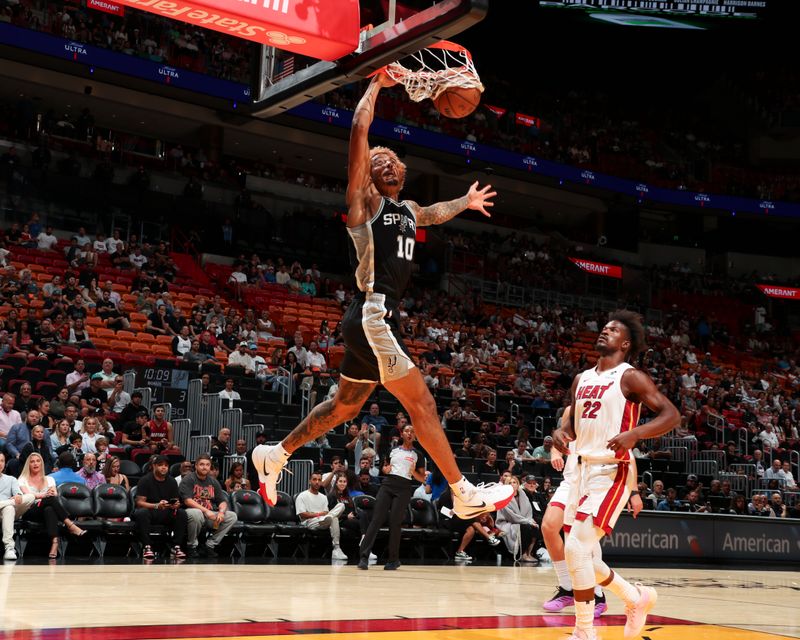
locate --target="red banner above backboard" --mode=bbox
[87,0,125,16]
[757,284,800,300]
[115,0,360,61]
[569,257,622,279]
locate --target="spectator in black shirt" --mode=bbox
[61,276,80,302]
[14,382,37,414]
[79,374,108,417]
[121,410,151,451]
[34,319,60,356]
[492,423,515,449]
[118,391,145,426]
[476,449,503,480]
[102,300,131,331]
[41,293,66,320]
[356,470,379,497]
[219,324,239,354]
[199,332,216,357]
[682,490,709,513]
[169,308,188,335]
[132,455,188,560]
[189,312,206,337]
[56,432,84,468]
[146,305,170,336]
[66,295,88,322]
[678,474,703,500]
[95,290,116,316]
[210,427,231,467]
[725,441,743,467]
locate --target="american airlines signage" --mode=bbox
[757,284,800,300]
[569,257,622,279]
[113,0,359,60]
[602,513,800,562]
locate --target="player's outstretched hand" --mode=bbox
[465,181,496,217]
[550,452,565,472]
[607,429,639,453]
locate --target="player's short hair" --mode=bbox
[369,146,406,189]
[608,309,646,364]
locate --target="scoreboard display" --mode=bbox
[540,0,769,20]
[139,367,190,419]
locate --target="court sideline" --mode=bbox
[0,564,797,639]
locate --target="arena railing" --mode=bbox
[697,449,726,469]
[479,389,496,414]
[172,418,192,457]
[222,408,244,446]
[243,424,266,451]
[688,460,719,478]
[718,471,750,496]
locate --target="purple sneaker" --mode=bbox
[543,586,575,612]
[594,592,608,618]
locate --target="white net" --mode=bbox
[384,42,484,102]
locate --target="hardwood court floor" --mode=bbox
[0,562,797,640]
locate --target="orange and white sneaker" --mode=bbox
[452,482,515,519]
[251,444,289,506]
[624,583,658,640]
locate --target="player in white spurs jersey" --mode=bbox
[552,311,679,640]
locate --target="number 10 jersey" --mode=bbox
[348,197,417,305]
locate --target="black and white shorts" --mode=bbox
[339,293,415,385]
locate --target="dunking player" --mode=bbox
[541,406,643,617]
[552,311,679,640]
[253,73,514,519]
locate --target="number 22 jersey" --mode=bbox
[573,362,641,462]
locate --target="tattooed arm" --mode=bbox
[409,181,497,227]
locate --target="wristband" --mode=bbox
[630,491,639,496]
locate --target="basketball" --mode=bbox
[434,86,482,118]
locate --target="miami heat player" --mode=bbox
[253,72,513,522]
[552,311,679,640]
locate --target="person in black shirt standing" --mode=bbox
[357,425,425,570]
[132,455,187,560]
[253,73,513,522]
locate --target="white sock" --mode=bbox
[575,599,595,631]
[594,585,603,597]
[606,572,640,605]
[450,476,471,496]
[272,443,290,460]
[554,560,573,591]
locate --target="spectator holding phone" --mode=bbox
[180,453,237,558]
[132,455,188,560]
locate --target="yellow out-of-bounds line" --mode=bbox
[174,623,789,640]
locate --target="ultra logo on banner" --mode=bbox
[569,257,623,279]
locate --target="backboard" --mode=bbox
[250,0,488,119]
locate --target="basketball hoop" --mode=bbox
[382,41,484,102]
